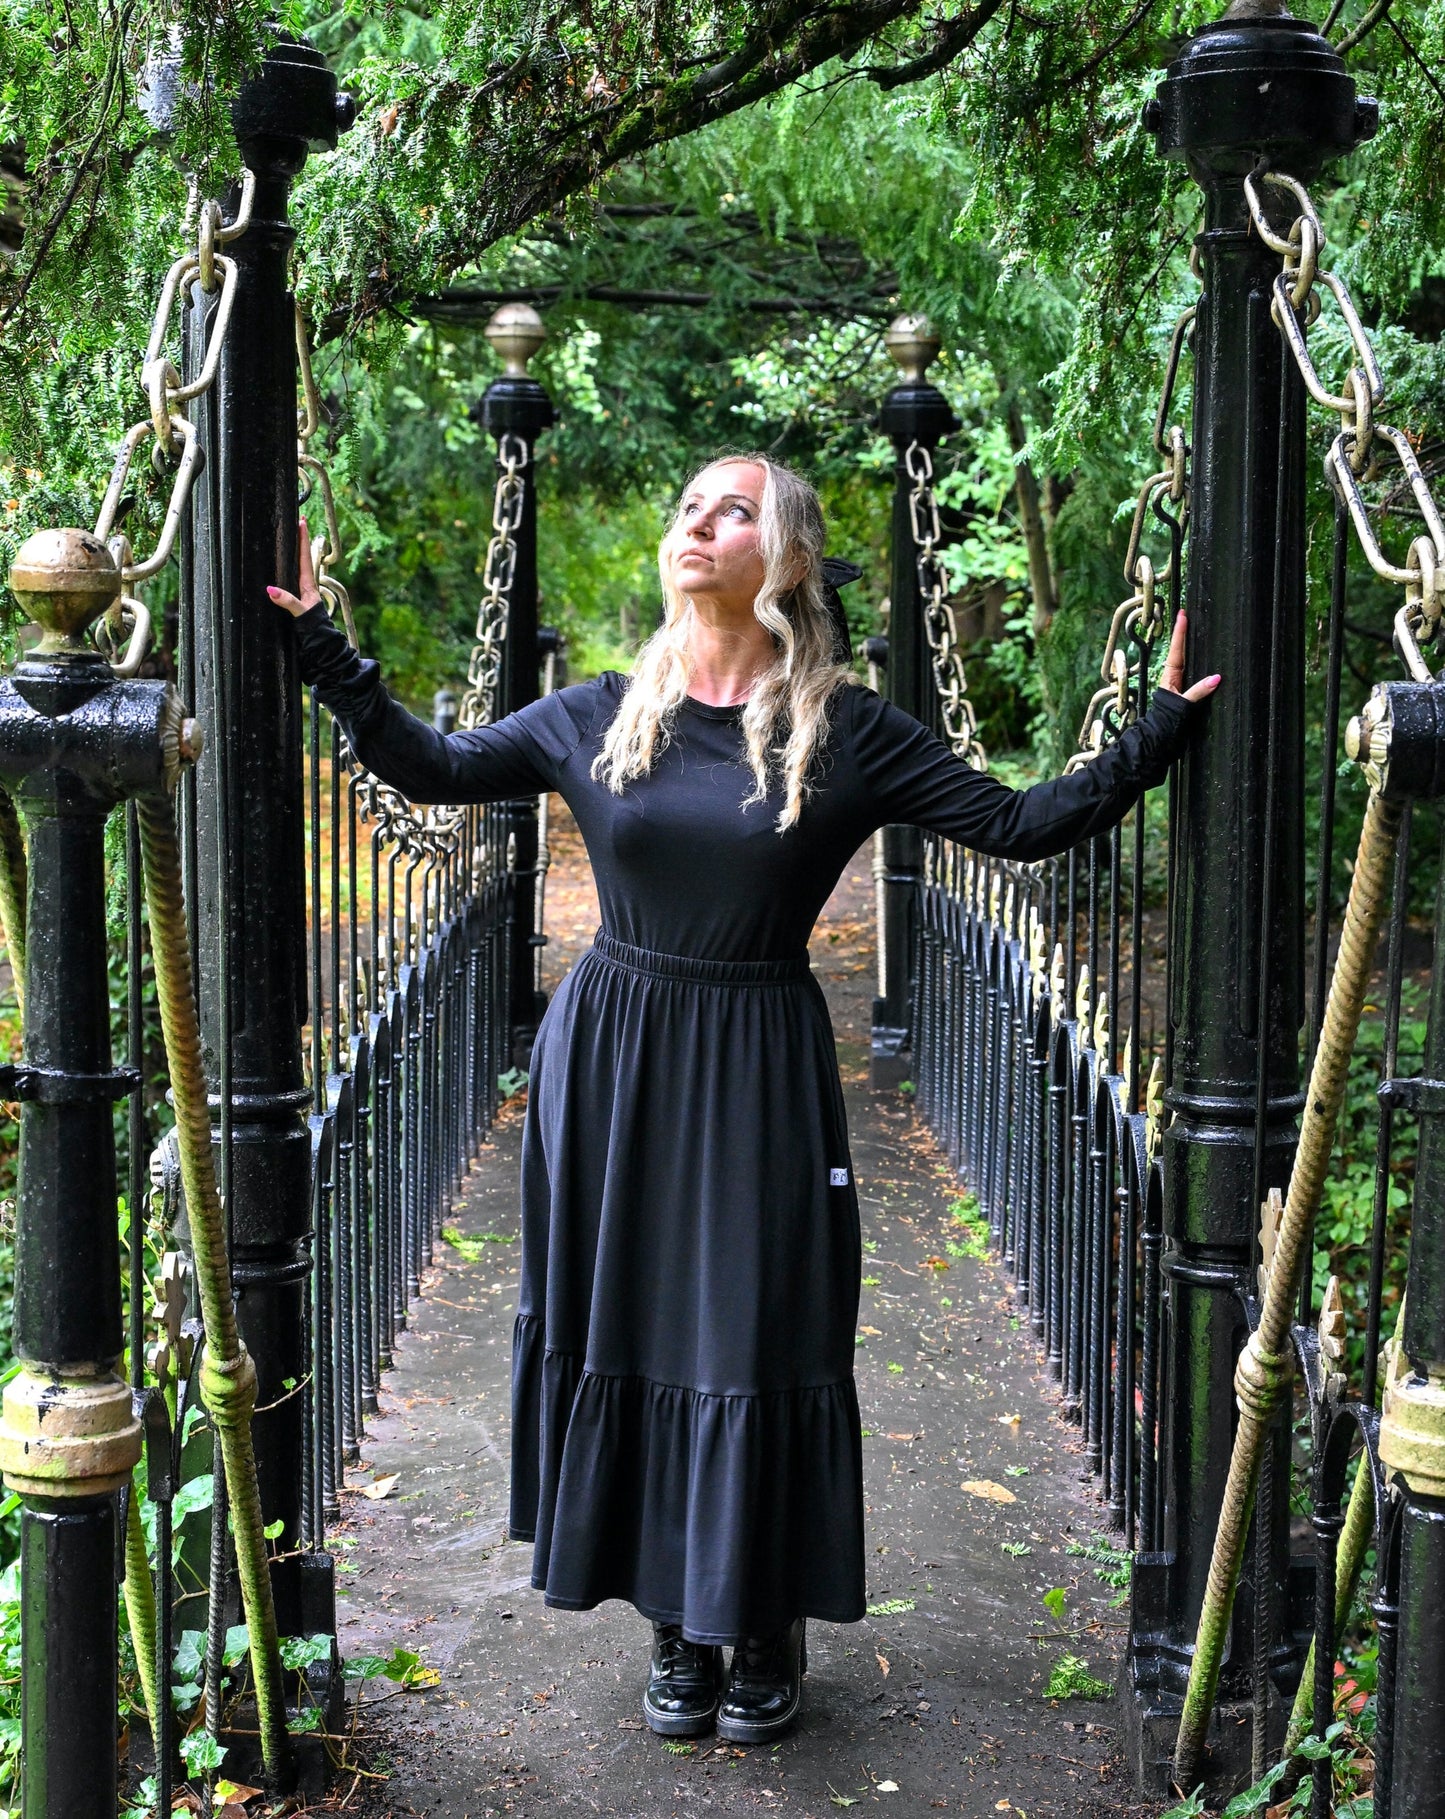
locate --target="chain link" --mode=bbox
[458,434,528,730]
[904,440,987,771]
[90,172,256,678]
[1244,166,1445,680]
[1067,303,1193,771]
[293,308,463,861]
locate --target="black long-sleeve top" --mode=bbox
[294,605,1190,963]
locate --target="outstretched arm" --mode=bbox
[856,612,1219,862]
[270,520,582,804]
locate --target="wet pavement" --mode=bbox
[329,816,1150,1819]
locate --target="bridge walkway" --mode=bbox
[332,814,1147,1819]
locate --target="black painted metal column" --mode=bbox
[152,36,353,1653]
[1125,4,1372,1787]
[872,314,957,1088]
[0,532,184,1819]
[476,305,554,1069]
[1379,817,1445,1819]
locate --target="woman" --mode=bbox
[271,453,1218,1745]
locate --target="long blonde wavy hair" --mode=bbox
[591,453,854,832]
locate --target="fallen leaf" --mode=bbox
[922,1256,949,1271]
[996,1804,1012,1812]
[998,1412,1021,1426]
[876,1652,891,1676]
[877,1782,900,1794]
[214,1785,262,1804]
[859,1325,882,1337]
[961,1479,1017,1503]
[885,1432,918,1442]
[360,1474,400,1500]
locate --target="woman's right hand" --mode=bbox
[266,516,324,618]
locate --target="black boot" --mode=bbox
[643,1623,725,1737]
[716,1618,807,1743]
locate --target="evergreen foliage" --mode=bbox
[2,2,1444,768]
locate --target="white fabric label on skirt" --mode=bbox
[829,1167,850,1187]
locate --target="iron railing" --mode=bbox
[891,12,1445,1817]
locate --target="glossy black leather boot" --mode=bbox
[643,1623,725,1737]
[716,1618,807,1742]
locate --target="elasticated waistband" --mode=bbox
[588,930,812,986]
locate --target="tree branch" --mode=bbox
[412,282,896,319]
[859,0,1009,90]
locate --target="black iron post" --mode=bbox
[1379,808,1445,1819]
[0,532,191,1819]
[433,687,459,735]
[1125,4,1374,1789]
[148,34,353,1657]
[872,314,958,1088]
[475,304,554,1069]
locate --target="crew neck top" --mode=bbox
[292,604,1191,964]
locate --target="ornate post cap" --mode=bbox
[141,30,354,156]
[8,529,121,656]
[477,304,555,439]
[884,313,941,385]
[1145,0,1376,175]
[879,312,957,444]
[485,303,546,377]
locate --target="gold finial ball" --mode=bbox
[8,528,121,652]
[485,303,546,378]
[884,313,942,384]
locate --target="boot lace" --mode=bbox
[654,1625,706,1677]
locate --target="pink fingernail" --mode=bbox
[266,586,280,597]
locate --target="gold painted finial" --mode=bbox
[8,528,122,655]
[1258,1187,1284,1299]
[1144,1057,1166,1158]
[884,313,941,384]
[1093,988,1110,1059]
[485,302,546,377]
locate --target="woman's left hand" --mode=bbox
[1160,611,1221,703]
[266,516,325,619]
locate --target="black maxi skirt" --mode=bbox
[508,932,867,1645]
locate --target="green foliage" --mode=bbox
[1163,1717,1376,1819]
[177,1730,226,1778]
[1043,1652,1112,1701]
[865,1597,915,1616]
[946,1193,990,1260]
[1314,978,1427,1381]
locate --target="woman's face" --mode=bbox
[665,461,766,613]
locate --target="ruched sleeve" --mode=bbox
[851,684,1192,861]
[292,604,603,805]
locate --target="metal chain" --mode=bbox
[293,308,463,862]
[1068,301,1193,772]
[904,440,987,771]
[91,173,257,678]
[458,434,528,730]
[1244,167,1445,681]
